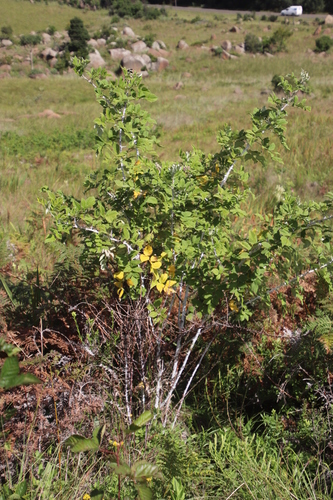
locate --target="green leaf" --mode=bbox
[92,424,106,445]
[136,484,153,500]
[0,276,14,305]
[0,357,42,390]
[64,433,99,453]
[113,464,132,476]
[132,460,160,480]
[248,229,257,245]
[15,481,27,497]
[127,410,152,433]
[90,488,105,500]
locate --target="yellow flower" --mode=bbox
[146,477,152,483]
[127,278,134,287]
[112,441,120,447]
[83,494,91,500]
[117,288,124,299]
[133,190,141,199]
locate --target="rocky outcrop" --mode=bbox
[1,39,13,47]
[221,40,232,51]
[88,50,106,68]
[177,40,189,50]
[131,40,147,53]
[122,27,136,38]
[109,48,131,61]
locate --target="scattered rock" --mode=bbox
[141,53,151,66]
[147,48,170,58]
[109,48,131,61]
[177,40,189,50]
[306,48,315,55]
[131,40,147,53]
[54,31,62,39]
[97,38,106,47]
[88,50,106,68]
[234,86,243,95]
[313,26,322,36]
[260,89,270,95]
[49,57,58,68]
[0,64,11,71]
[318,51,327,57]
[88,39,99,48]
[122,27,136,38]
[174,94,186,100]
[264,52,274,57]
[324,14,333,25]
[0,72,10,79]
[220,49,232,60]
[182,72,192,78]
[121,54,146,72]
[323,28,331,34]
[155,56,169,71]
[41,48,58,60]
[157,40,166,49]
[151,41,161,50]
[1,39,13,47]
[185,57,193,63]
[173,81,183,90]
[42,33,51,44]
[13,55,23,61]
[141,70,149,78]
[211,34,217,40]
[234,44,245,55]
[221,40,232,51]
[229,26,241,33]
[38,109,61,118]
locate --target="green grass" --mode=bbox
[0,0,109,34]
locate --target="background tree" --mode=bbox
[68,17,90,59]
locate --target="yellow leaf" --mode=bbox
[127,278,134,287]
[229,300,239,312]
[143,245,153,256]
[117,288,124,298]
[164,280,176,294]
[114,271,124,280]
[151,261,162,270]
[160,273,168,284]
[140,254,150,263]
[168,264,176,278]
[156,282,164,292]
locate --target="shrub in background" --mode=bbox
[245,33,263,53]
[68,17,90,58]
[20,34,41,46]
[315,35,333,52]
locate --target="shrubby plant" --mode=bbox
[315,35,333,52]
[41,60,333,429]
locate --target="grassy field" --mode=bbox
[1,0,333,267]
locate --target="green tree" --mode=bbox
[68,17,90,58]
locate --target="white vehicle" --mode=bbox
[280,5,303,16]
